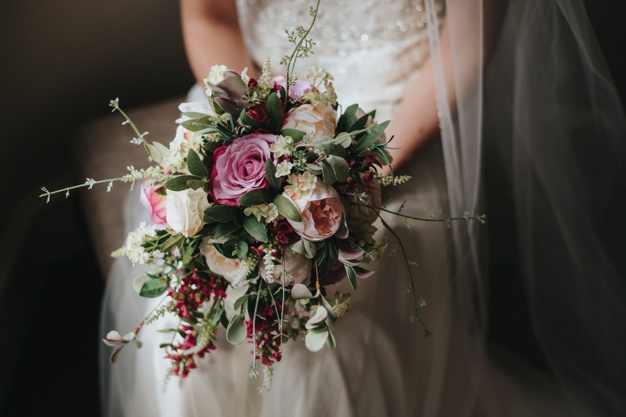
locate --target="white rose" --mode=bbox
[165,188,211,237]
[199,238,241,283]
[259,248,312,286]
[283,103,337,142]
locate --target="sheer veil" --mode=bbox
[425,0,626,414]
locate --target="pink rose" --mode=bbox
[284,180,345,242]
[272,75,313,100]
[139,180,167,226]
[210,133,275,206]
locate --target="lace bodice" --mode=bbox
[237,0,444,119]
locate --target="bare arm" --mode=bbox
[180,0,255,83]
[383,1,507,175]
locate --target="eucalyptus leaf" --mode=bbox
[290,239,317,259]
[305,327,329,352]
[281,128,306,142]
[326,330,337,350]
[237,188,275,206]
[333,132,353,148]
[346,265,358,290]
[236,241,249,259]
[204,205,242,223]
[306,163,323,176]
[320,161,337,185]
[132,274,151,295]
[291,283,314,300]
[139,278,168,298]
[354,120,390,153]
[145,141,170,166]
[265,159,281,189]
[267,92,283,126]
[320,295,338,324]
[187,149,208,178]
[182,111,210,119]
[243,216,268,242]
[164,175,199,191]
[305,306,328,329]
[233,295,249,311]
[273,194,302,222]
[226,314,247,345]
[326,155,350,183]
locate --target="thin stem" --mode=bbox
[354,202,486,224]
[285,0,321,99]
[379,216,431,337]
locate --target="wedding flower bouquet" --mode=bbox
[101,58,404,382]
[40,1,483,391]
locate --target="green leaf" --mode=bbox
[236,241,249,259]
[273,194,302,222]
[337,103,359,132]
[145,141,170,166]
[326,330,337,350]
[346,265,358,290]
[213,222,241,239]
[347,113,370,133]
[280,129,306,142]
[326,155,350,183]
[182,239,200,265]
[226,314,247,345]
[139,278,168,298]
[265,159,281,190]
[290,239,317,259]
[233,295,249,311]
[306,163,323,176]
[240,112,273,130]
[187,179,208,190]
[320,160,337,185]
[354,120,390,153]
[243,216,268,242]
[182,111,210,119]
[204,205,242,223]
[164,175,199,191]
[267,92,283,127]
[187,149,208,177]
[161,234,183,252]
[237,188,275,206]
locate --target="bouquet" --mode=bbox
[40,1,483,391]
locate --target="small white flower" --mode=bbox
[124,222,157,266]
[243,203,279,224]
[275,160,293,177]
[270,135,294,158]
[205,64,229,86]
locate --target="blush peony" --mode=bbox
[284,180,345,242]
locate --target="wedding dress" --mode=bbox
[102,0,626,416]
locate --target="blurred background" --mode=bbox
[0,1,623,416]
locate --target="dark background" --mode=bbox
[0,1,623,416]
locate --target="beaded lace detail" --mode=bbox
[237,0,444,119]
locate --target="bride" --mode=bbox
[101,0,626,416]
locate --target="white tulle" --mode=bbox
[101,0,626,416]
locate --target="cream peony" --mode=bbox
[283,103,337,142]
[259,248,312,285]
[165,188,211,237]
[199,238,241,283]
